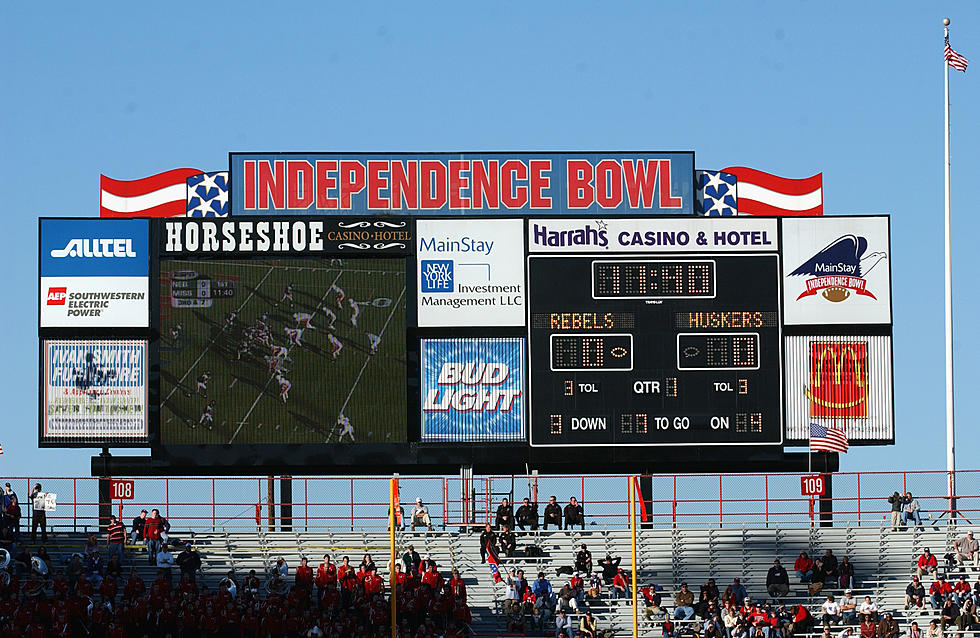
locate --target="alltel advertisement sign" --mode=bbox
[39,219,149,328]
[230,152,695,216]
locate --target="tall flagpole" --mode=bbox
[942,17,956,517]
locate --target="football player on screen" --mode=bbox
[198,402,215,430]
[367,333,381,355]
[293,312,316,330]
[319,305,337,329]
[285,327,304,347]
[170,323,183,346]
[328,333,343,360]
[280,283,295,305]
[276,372,291,403]
[196,372,211,398]
[336,412,355,442]
[330,283,346,307]
[349,299,361,327]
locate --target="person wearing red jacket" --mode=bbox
[794,551,815,583]
[392,563,410,594]
[917,548,938,578]
[143,509,164,566]
[295,557,314,594]
[364,567,385,599]
[315,554,337,600]
[449,568,467,604]
[421,563,444,591]
[930,574,953,609]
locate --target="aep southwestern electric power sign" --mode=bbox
[230,152,695,216]
[39,218,149,328]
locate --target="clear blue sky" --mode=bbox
[2,2,978,481]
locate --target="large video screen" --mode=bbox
[159,258,406,444]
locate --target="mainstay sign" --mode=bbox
[230,152,695,216]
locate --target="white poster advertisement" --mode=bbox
[43,340,148,441]
[527,217,778,253]
[781,217,891,325]
[417,218,525,327]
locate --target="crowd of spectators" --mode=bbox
[0,507,474,638]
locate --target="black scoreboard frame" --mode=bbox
[37,213,889,477]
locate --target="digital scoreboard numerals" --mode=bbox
[594,261,715,299]
[677,334,760,370]
[550,334,633,371]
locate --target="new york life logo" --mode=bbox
[421,260,454,293]
[789,234,887,304]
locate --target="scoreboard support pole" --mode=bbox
[98,475,111,534]
[819,472,833,528]
[629,477,638,638]
[389,477,398,638]
[281,476,293,532]
[639,475,654,530]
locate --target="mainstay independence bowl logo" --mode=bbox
[788,234,887,303]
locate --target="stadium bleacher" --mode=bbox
[5,519,977,637]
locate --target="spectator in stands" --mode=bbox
[479,523,496,563]
[411,498,433,531]
[906,621,922,638]
[732,578,748,606]
[145,508,164,565]
[925,620,941,638]
[860,615,877,638]
[888,492,904,531]
[903,492,923,528]
[3,495,20,539]
[514,568,529,599]
[906,576,926,609]
[569,571,586,601]
[388,502,405,530]
[360,552,376,573]
[917,548,938,578]
[517,497,539,531]
[675,582,696,619]
[29,483,48,544]
[580,610,598,638]
[542,495,562,530]
[106,515,126,563]
[535,571,554,602]
[1,482,15,511]
[557,585,579,613]
[176,542,202,584]
[953,575,972,604]
[564,497,585,530]
[859,596,878,621]
[499,524,517,557]
[507,601,525,634]
[821,549,840,584]
[931,574,953,609]
[449,567,466,603]
[878,613,900,638]
[156,543,176,582]
[556,609,573,638]
[840,589,858,625]
[955,532,979,568]
[401,544,421,577]
[822,594,842,627]
[495,497,515,530]
[642,583,665,620]
[315,554,335,602]
[839,628,856,638]
[788,603,812,637]
[941,598,961,632]
[612,568,629,599]
[536,584,555,628]
[599,552,622,584]
[575,544,593,574]
[505,568,520,601]
[698,578,719,617]
[795,551,815,583]
[130,508,147,545]
[839,556,856,589]
[956,597,978,631]
[973,575,980,606]
[767,559,790,598]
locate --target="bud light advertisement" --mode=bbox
[420,338,526,442]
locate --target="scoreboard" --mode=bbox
[528,253,782,446]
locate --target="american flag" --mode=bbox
[695,170,738,216]
[809,423,849,453]
[100,169,229,218]
[485,541,502,583]
[946,35,968,72]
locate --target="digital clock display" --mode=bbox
[593,260,716,299]
[528,254,782,448]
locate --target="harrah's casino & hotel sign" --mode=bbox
[229,152,695,215]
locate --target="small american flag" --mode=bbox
[810,423,849,453]
[946,35,969,72]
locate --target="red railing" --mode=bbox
[3,469,977,533]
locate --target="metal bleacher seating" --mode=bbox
[24,519,980,636]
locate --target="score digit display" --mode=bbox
[528,254,782,447]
